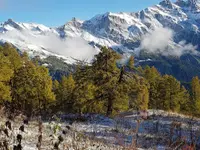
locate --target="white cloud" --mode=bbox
[141,27,173,53]
[0,30,99,63]
[136,26,198,57]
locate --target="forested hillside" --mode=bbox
[0,43,200,118]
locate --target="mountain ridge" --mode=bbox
[2,0,200,81]
[1,0,200,54]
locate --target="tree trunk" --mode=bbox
[42,101,47,120]
[39,99,41,116]
[118,66,124,83]
[107,99,113,116]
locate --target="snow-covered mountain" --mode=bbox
[1,0,200,61]
[0,19,62,58]
[2,0,200,81]
[57,0,200,55]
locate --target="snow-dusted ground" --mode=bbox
[0,114,123,150]
[61,110,200,149]
[0,110,200,149]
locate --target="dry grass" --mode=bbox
[0,115,127,150]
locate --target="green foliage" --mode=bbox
[158,75,186,112]
[0,43,22,71]
[128,56,134,70]
[142,66,189,113]
[0,52,13,103]
[142,66,161,109]
[0,43,198,117]
[73,65,102,114]
[56,75,75,112]
[128,76,149,111]
[191,76,200,115]
[36,66,55,109]
[74,81,97,113]
[12,58,55,115]
[0,44,56,116]
[53,80,59,100]
[139,52,200,83]
[0,43,21,103]
[92,47,129,116]
[40,56,75,80]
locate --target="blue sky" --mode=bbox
[0,0,175,27]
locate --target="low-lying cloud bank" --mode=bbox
[0,30,99,62]
[136,27,198,57]
[0,26,198,64]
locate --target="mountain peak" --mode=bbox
[188,0,199,10]
[71,17,83,23]
[64,17,83,28]
[159,0,173,9]
[3,19,23,30]
[175,0,200,10]
[4,18,15,24]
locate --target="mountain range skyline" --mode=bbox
[0,0,176,26]
[2,0,200,81]
[1,0,200,59]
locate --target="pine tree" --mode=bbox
[142,66,189,113]
[36,66,55,115]
[73,65,102,114]
[12,59,55,116]
[57,75,75,112]
[191,76,200,115]
[157,75,188,112]
[0,52,13,103]
[128,56,135,70]
[179,86,190,114]
[92,47,128,116]
[137,78,149,111]
[73,81,97,114]
[143,66,161,109]
[1,43,22,71]
[53,80,59,96]
[128,77,149,111]
[12,60,37,113]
